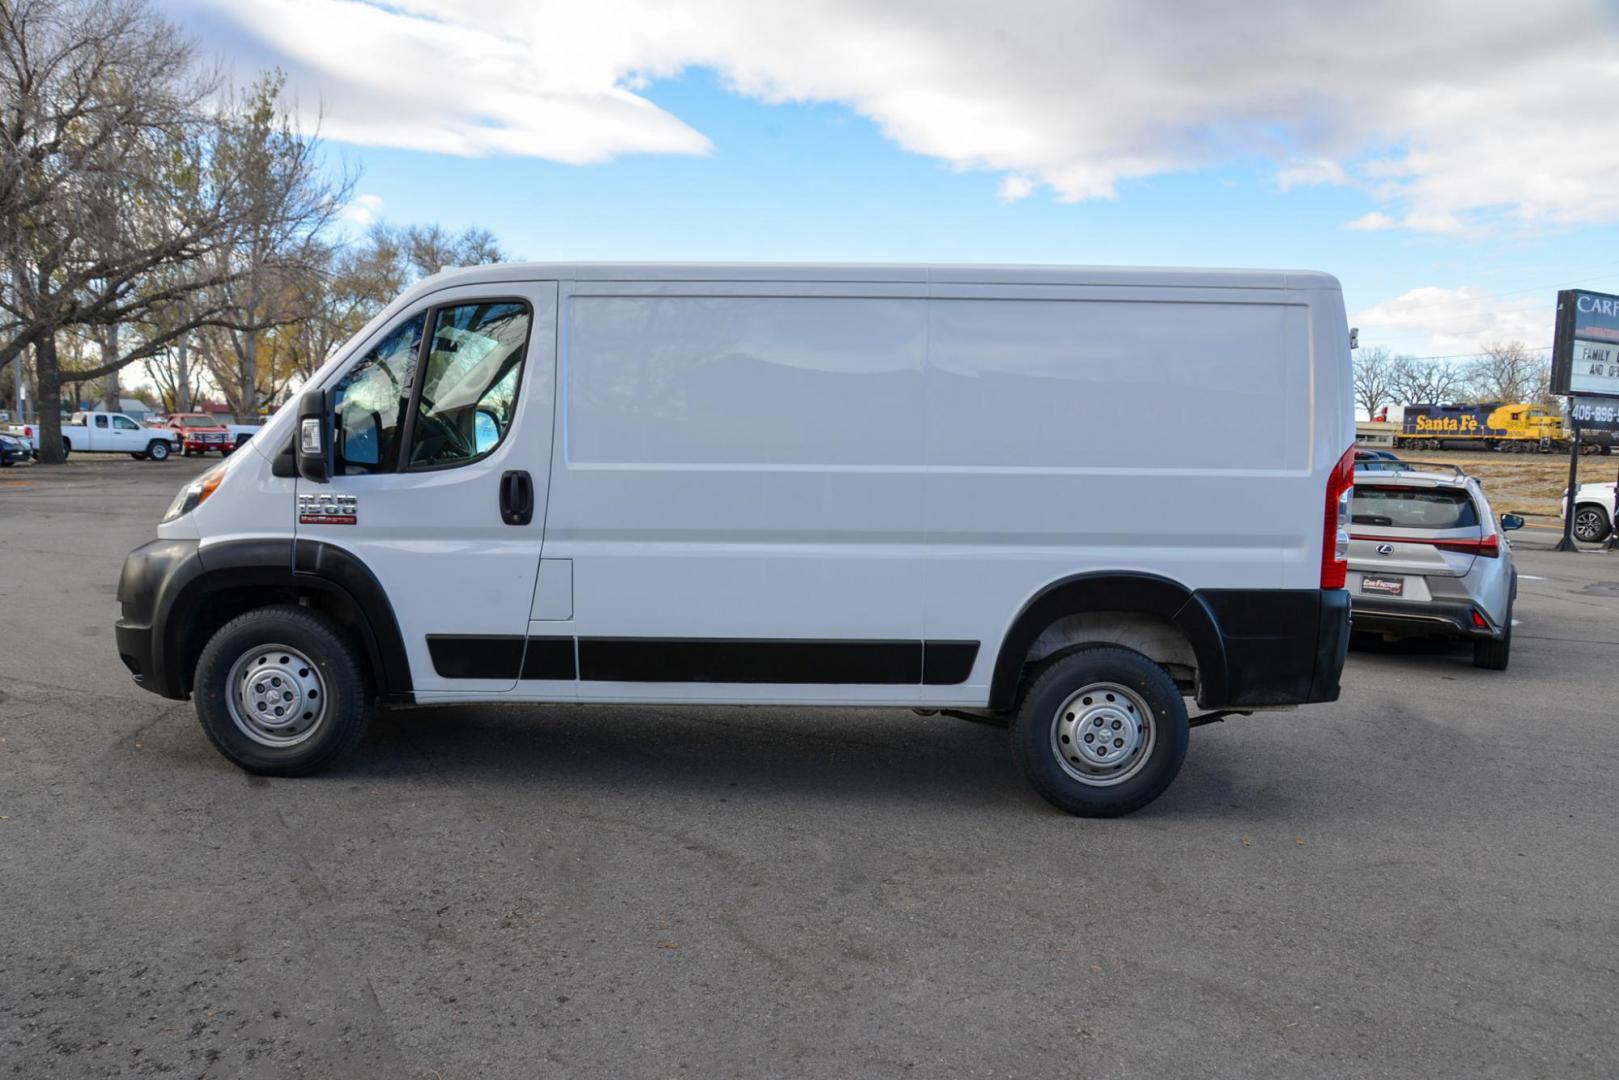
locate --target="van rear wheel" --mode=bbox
[193,606,372,776]
[1010,645,1189,817]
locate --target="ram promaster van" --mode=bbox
[116,264,1354,816]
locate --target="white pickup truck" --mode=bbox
[5,410,182,461]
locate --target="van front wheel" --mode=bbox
[1010,646,1189,817]
[193,606,372,776]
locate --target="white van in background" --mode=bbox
[116,263,1355,816]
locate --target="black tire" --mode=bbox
[1009,645,1190,817]
[146,439,170,461]
[193,605,372,776]
[1573,504,1612,543]
[60,438,70,459]
[1473,612,1511,671]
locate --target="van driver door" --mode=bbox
[295,280,558,695]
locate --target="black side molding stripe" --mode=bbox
[426,636,980,685]
[579,638,920,684]
[922,641,980,685]
[426,635,525,680]
[521,637,577,680]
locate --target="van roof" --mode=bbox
[413,262,1340,294]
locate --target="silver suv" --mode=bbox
[1348,461,1523,669]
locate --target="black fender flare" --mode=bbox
[153,539,411,700]
[987,571,1228,710]
[293,540,412,698]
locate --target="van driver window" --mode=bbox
[332,314,425,474]
[114,416,139,430]
[406,301,530,469]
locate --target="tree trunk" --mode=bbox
[102,324,120,412]
[176,331,192,412]
[35,335,66,465]
[240,331,257,424]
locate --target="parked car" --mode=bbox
[5,410,180,460]
[1561,481,1616,543]
[1354,448,1403,472]
[116,262,1356,817]
[1347,460,1523,669]
[164,413,234,456]
[226,422,262,450]
[0,431,31,466]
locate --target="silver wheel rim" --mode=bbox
[151,443,167,459]
[224,643,327,748]
[1050,682,1156,787]
[1574,509,1603,540]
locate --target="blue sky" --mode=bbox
[167,0,1619,360]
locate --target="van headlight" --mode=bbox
[161,463,226,523]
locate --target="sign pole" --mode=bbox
[1608,464,1619,551]
[1555,417,1582,551]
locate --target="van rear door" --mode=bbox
[296,280,559,694]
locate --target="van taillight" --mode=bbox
[1321,446,1355,589]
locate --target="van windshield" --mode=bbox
[1352,486,1478,530]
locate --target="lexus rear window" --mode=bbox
[1352,486,1479,529]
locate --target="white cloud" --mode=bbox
[180,0,1619,228]
[997,175,1035,202]
[1354,286,1552,356]
[341,192,383,226]
[1277,159,1349,190]
[1345,212,1396,231]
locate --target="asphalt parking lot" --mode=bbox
[3,455,1618,1079]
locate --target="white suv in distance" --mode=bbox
[1348,461,1522,669]
[1562,481,1615,544]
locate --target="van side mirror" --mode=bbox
[296,387,332,483]
[1500,513,1525,531]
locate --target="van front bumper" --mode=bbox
[115,538,203,700]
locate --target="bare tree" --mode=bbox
[0,0,241,461]
[1388,355,1469,406]
[141,331,208,412]
[197,72,349,420]
[398,223,505,279]
[1466,341,1550,404]
[1353,346,1396,418]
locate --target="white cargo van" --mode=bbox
[116,264,1354,816]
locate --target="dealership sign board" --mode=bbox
[1570,395,1619,431]
[1552,289,1619,398]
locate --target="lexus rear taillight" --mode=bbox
[1322,445,1355,589]
[1434,534,1500,558]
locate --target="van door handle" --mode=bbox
[500,470,533,526]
